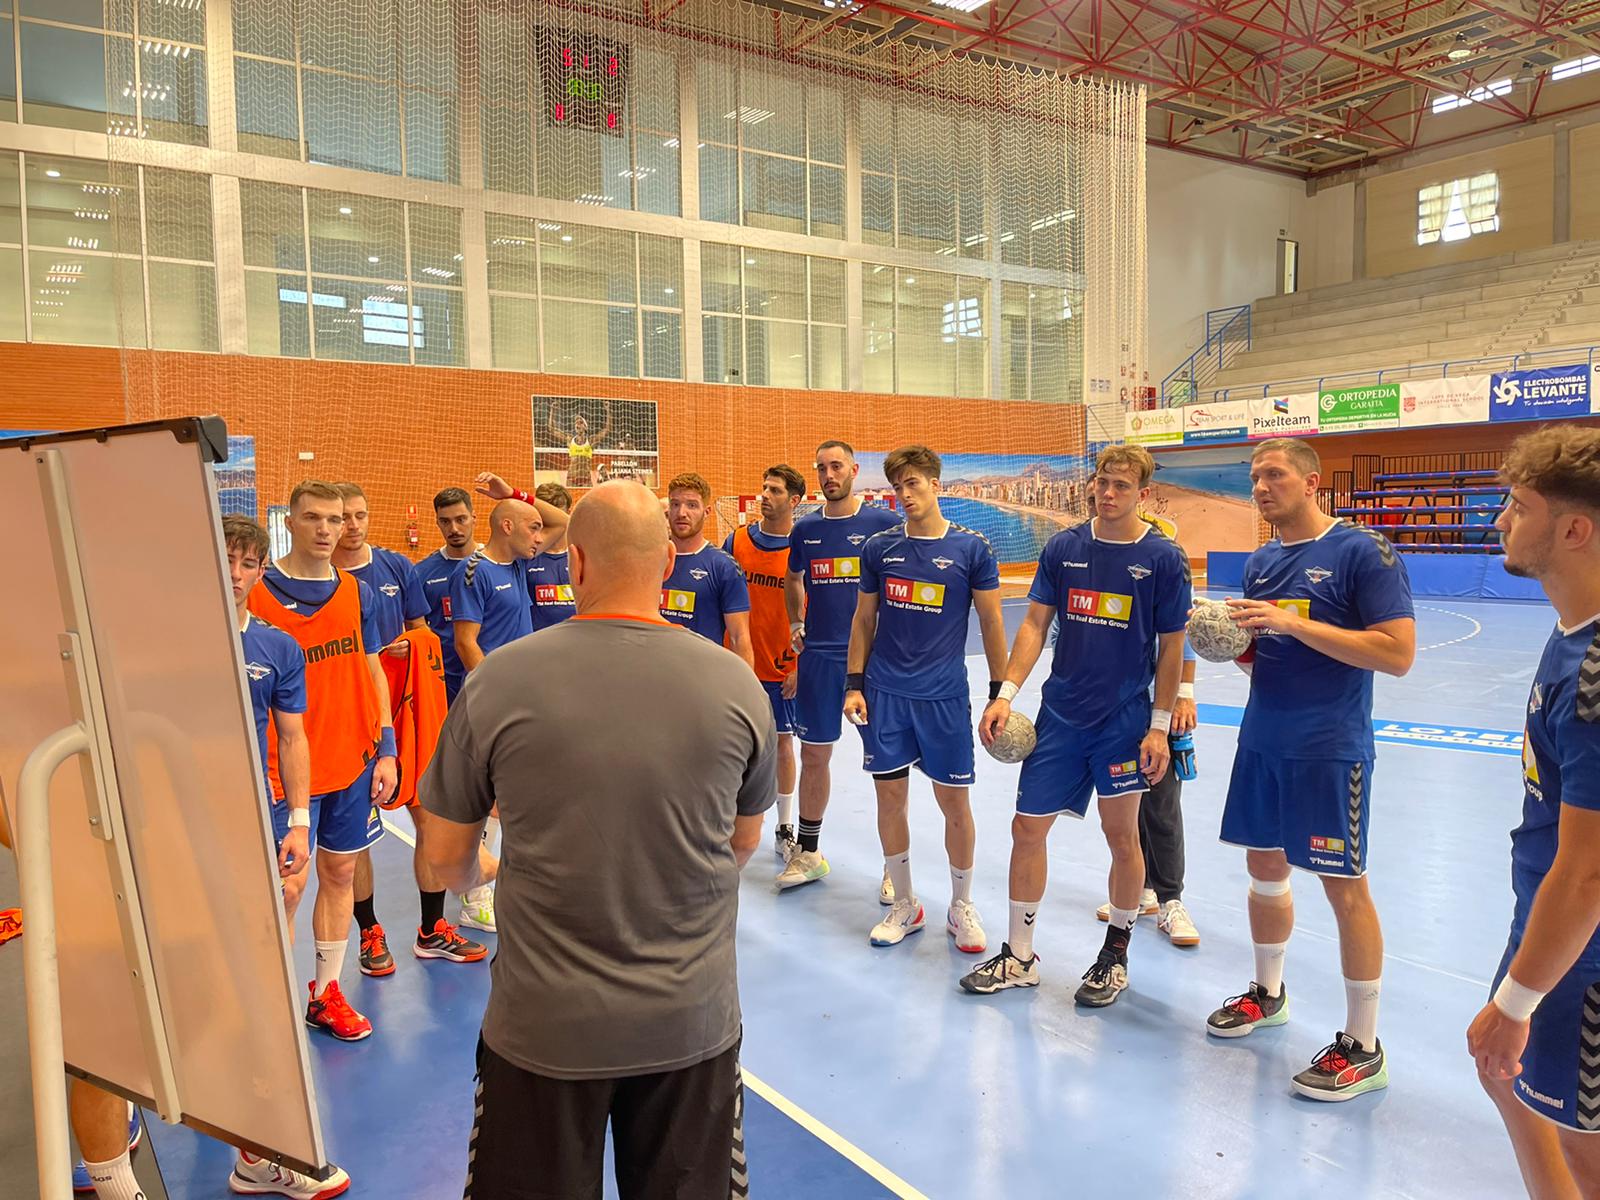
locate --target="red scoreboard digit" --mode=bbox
[540,28,630,139]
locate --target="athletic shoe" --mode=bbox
[415,919,488,962]
[869,897,925,946]
[1074,948,1129,1007]
[459,884,497,933]
[946,899,988,954]
[959,943,1040,994]
[229,1152,351,1198]
[879,869,895,906]
[1206,982,1289,1038]
[0,907,20,946]
[775,849,830,890]
[1291,1033,1388,1101]
[73,1108,142,1192]
[357,924,395,977]
[1158,899,1200,947]
[774,824,799,862]
[1095,890,1158,922]
[305,981,371,1042]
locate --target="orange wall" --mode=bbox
[1305,418,1600,480]
[0,343,1086,553]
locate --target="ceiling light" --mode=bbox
[339,206,352,215]
[367,255,380,263]
[561,235,573,242]
[1448,32,1473,61]
[45,169,60,178]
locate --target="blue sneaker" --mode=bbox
[72,1108,143,1192]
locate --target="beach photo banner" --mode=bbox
[855,451,1089,563]
[1399,376,1490,428]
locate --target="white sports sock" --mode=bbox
[482,816,501,856]
[1344,976,1382,1051]
[313,939,346,994]
[885,852,913,908]
[1009,899,1039,960]
[84,1150,145,1200]
[1254,941,1289,998]
[776,792,796,827]
[949,864,972,905]
[1107,904,1138,932]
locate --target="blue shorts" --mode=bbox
[1220,748,1373,876]
[793,653,854,745]
[762,680,796,736]
[860,689,974,786]
[1491,937,1600,1131]
[1016,700,1149,818]
[270,759,385,857]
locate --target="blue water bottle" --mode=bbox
[1169,731,1197,781]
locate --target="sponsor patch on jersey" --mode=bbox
[534,583,575,605]
[884,577,945,609]
[244,661,273,681]
[380,583,400,597]
[662,588,696,613]
[1108,759,1139,778]
[690,568,709,581]
[847,533,867,546]
[932,556,954,571]
[1275,598,1311,619]
[1304,567,1333,585]
[810,557,861,581]
[1127,563,1152,580]
[1309,835,1345,853]
[1066,588,1134,623]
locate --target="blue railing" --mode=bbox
[1181,341,1600,404]
[1160,305,1252,405]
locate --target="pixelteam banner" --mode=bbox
[1246,393,1318,439]
[1490,364,1590,422]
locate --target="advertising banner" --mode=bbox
[1247,393,1319,439]
[1399,376,1490,428]
[1490,364,1590,422]
[1125,407,1183,447]
[1318,382,1401,432]
[1181,399,1250,444]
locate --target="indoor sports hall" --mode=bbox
[2,0,1600,1197]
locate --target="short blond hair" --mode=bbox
[289,480,343,512]
[1502,426,1600,512]
[1252,438,1320,477]
[1095,443,1155,487]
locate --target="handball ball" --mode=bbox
[1187,599,1254,663]
[986,710,1038,764]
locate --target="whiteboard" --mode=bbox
[0,419,327,1173]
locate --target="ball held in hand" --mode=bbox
[985,710,1038,764]
[1187,599,1255,663]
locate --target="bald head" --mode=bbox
[487,498,543,560]
[568,482,673,608]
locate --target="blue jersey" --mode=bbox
[1030,521,1190,726]
[239,613,307,794]
[1238,520,1414,760]
[661,544,750,644]
[451,552,532,657]
[416,548,472,693]
[345,546,428,647]
[788,503,902,658]
[526,550,576,632]
[860,521,999,701]
[1512,617,1600,948]
[260,565,382,654]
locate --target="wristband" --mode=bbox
[511,487,532,505]
[998,680,1021,703]
[1150,708,1173,734]
[1493,974,1546,1022]
[1177,682,1195,701]
[378,727,398,759]
[988,680,1003,701]
[288,808,311,830]
[791,621,805,636]
[845,672,865,693]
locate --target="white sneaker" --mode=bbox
[869,897,925,946]
[879,869,895,906]
[230,1153,351,1198]
[1095,889,1159,922]
[946,899,987,954]
[959,943,1041,994]
[459,884,496,933]
[1158,898,1200,947]
[774,824,799,862]
[776,849,830,889]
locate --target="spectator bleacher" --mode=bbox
[1324,452,1504,555]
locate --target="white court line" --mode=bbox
[1415,603,1484,652]
[380,815,929,1196]
[740,1069,930,1199]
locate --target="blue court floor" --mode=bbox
[144,594,1552,1199]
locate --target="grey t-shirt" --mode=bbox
[421,615,776,1080]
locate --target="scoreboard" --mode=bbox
[540,29,631,138]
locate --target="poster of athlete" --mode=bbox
[532,396,659,490]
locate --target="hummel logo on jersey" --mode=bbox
[883,556,906,564]
[244,661,273,681]
[380,583,400,597]
[494,582,513,591]
[690,568,709,581]
[1305,567,1333,584]
[803,538,822,545]
[426,576,448,585]
[1063,560,1089,568]
[1254,576,1269,584]
[932,556,954,571]
[1127,563,1152,580]
[847,534,866,546]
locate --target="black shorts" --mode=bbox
[465,1035,746,1200]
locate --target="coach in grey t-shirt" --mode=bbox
[422,480,775,1199]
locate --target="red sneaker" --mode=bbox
[358,924,395,977]
[413,919,488,963]
[304,981,372,1042]
[0,908,21,947]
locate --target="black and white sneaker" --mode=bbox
[1205,982,1289,1038]
[773,824,799,862]
[1074,947,1129,1007]
[1291,1032,1388,1101]
[959,943,1040,994]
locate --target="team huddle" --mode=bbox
[182,422,1600,1198]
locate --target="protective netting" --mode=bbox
[102,0,1145,560]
